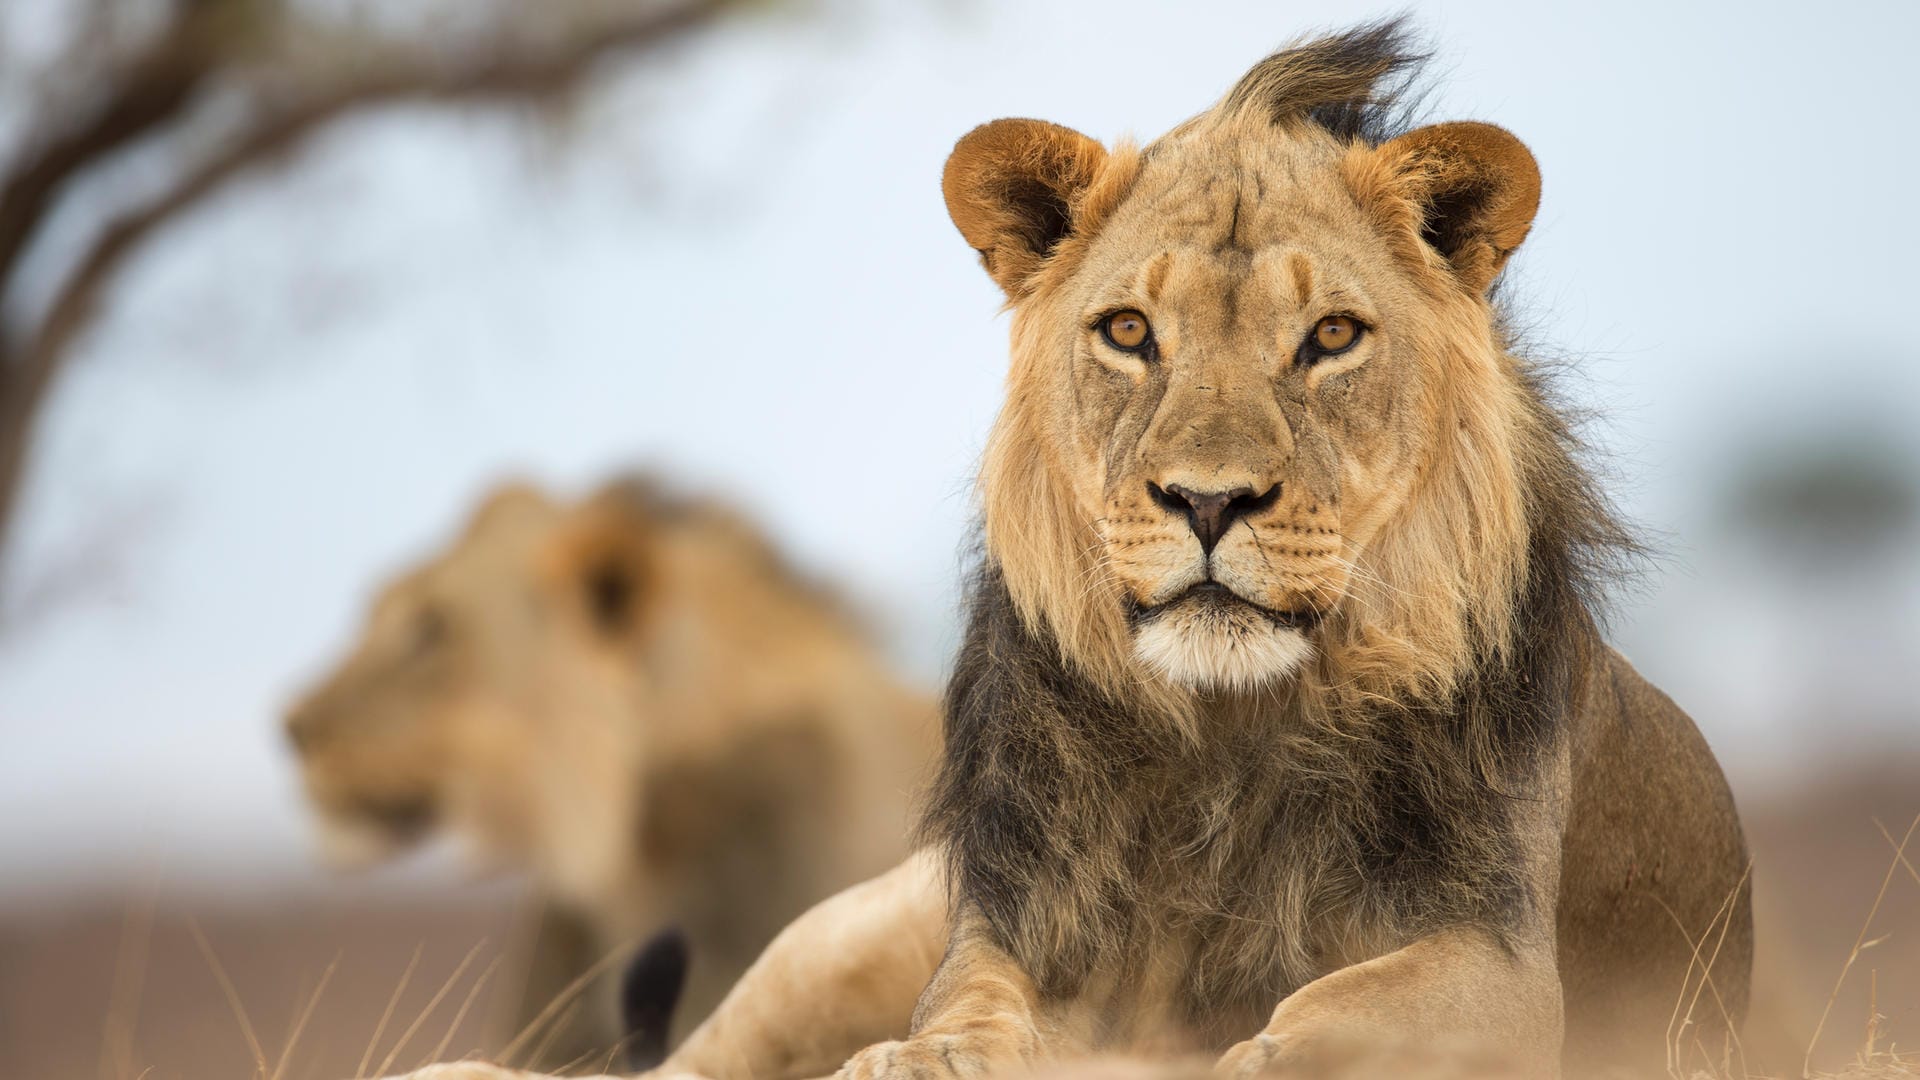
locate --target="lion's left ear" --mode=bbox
[943,118,1108,299]
[1354,121,1541,294]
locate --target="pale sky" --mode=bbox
[2,0,1917,897]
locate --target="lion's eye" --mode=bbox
[1301,315,1363,361]
[1099,310,1152,352]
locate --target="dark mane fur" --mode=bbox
[1221,16,1429,146]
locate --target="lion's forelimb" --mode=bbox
[837,905,1063,1080]
[1215,927,1563,1079]
[659,850,948,1080]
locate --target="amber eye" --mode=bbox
[1305,314,1363,359]
[1100,310,1152,352]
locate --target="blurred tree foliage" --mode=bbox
[1718,431,1920,566]
[0,0,742,610]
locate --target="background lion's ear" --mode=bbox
[542,494,655,641]
[1357,121,1541,295]
[467,480,554,536]
[942,118,1108,298]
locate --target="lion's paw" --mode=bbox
[1215,1031,1525,1080]
[1215,1033,1300,1079]
[837,1034,1008,1080]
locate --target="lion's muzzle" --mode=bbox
[1146,481,1281,555]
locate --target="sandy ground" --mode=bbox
[0,892,536,1080]
[2,764,1916,1080]
[1739,762,1920,1073]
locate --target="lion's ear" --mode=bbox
[467,480,553,535]
[1357,121,1541,294]
[943,118,1108,298]
[543,493,655,641]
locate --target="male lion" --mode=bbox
[287,476,934,1067]
[379,19,1750,1080]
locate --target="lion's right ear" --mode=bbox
[942,119,1108,298]
[541,492,655,641]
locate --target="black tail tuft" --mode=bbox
[619,925,690,1072]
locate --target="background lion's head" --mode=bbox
[282,475,892,906]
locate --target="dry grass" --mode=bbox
[1740,814,1919,1080]
[3,770,1913,1080]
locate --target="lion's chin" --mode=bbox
[309,794,436,869]
[1130,597,1314,692]
[313,816,418,870]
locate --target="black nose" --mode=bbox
[1148,482,1280,555]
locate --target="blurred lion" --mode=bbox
[285,476,935,1067]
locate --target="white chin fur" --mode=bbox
[1131,607,1313,692]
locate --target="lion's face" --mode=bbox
[1051,135,1442,690]
[284,484,653,891]
[947,87,1539,695]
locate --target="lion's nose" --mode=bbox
[1149,481,1280,555]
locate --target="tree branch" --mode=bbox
[0,0,243,315]
[0,0,731,586]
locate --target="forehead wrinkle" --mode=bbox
[1215,273,1241,333]
[1091,140,1373,328]
[1287,251,1315,309]
[1150,253,1281,378]
[1214,179,1252,258]
[1126,153,1353,277]
[1145,174,1231,233]
[1273,233,1387,320]
[1135,158,1235,227]
[1089,268,1155,319]
[1144,252,1172,303]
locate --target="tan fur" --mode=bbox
[378,22,1750,1080]
[288,476,935,1066]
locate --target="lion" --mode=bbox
[375,18,1751,1080]
[285,475,935,1067]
